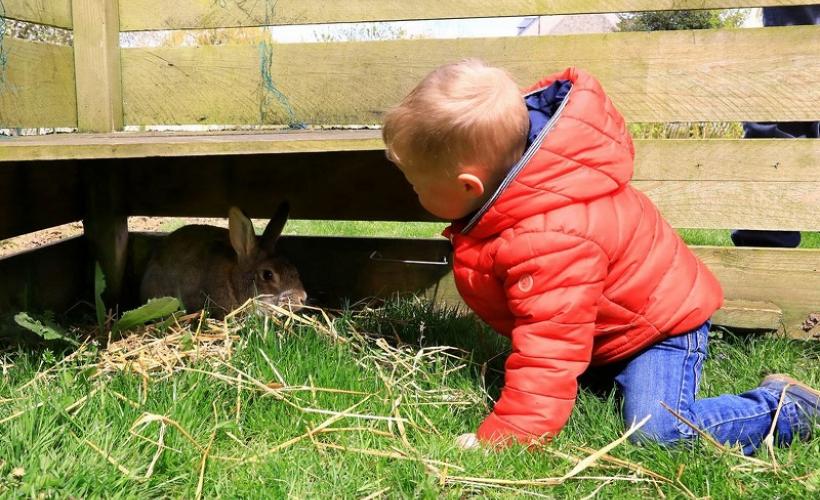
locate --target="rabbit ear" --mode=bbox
[228,207,258,261]
[261,202,289,253]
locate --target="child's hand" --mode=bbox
[454,433,481,450]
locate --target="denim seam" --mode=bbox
[671,333,698,438]
[701,407,784,434]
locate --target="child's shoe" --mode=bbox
[759,374,820,434]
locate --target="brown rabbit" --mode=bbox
[139,203,306,318]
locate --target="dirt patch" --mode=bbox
[0,217,230,258]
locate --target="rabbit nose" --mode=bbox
[278,289,307,306]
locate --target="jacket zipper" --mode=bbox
[462,84,574,234]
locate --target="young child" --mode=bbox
[382,60,819,455]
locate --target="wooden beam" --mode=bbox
[2,134,818,181]
[0,237,88,316]
[0,130,386,161]
[692,246,820,339]
[0,37,77,128]
[1,0,73,28]
[118,0,811,31]
[121,26,820,126]
[634,180,820,231]
[71,0,123,132]
[119,150,436,222]
[71,1,127,305]
[2,135,818,231]
[0,161,83,240]
[633,139,820,182]
[81,162,128,304]
[274,237,820,338]
[2,233,812,337]
[102,147,820,232]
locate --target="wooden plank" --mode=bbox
[3,134,818,182]
[633,139,820,182]
[72,0,127,304]
[2,134,816,231]
[117,149,818,230]
[259,236,820,338]
[119,150,437,222]
[119,0,811,31]
[0,37,76,128]
[711,300,783,331]
[1,0,73,28]
[121,26,820,126]
[81,162,128,304]
[0,130,386,161]
[0,161,83,240]
[71,0,123,132]
[633,180,820,231]
[0,237,88,317]
[692,246,820,338]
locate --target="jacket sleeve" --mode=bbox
[476,231,608,445]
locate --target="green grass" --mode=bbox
[161,218,820,249]
[1,300,819,498]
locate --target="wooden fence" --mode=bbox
[0,0,818,336]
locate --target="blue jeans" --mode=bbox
[602,323,810,455]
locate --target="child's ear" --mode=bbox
[457,172,486,198]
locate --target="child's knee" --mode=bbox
[625,413,695,446]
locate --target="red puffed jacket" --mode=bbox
[444,68,723,444]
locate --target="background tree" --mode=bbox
[618,9,748,31]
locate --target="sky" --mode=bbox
[120,11,763,47]
[270,17,529,43]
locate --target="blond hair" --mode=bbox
[383,59,528,178]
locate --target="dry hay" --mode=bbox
[97,311,239,377]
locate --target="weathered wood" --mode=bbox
[71,0,127,304]
[81,162,128,304]
[710,300,783,331]
[633,180,820,231]
[2,134,818,182]
[633,139,820,182]
[76,146,820,232]
[0,237,88,316]
[265,236,820,338]
[118,0,810,31]
[0,161,83,240]
[71,0,123,132]
[1,0,73,28]
[692,246,820,339]
[121,26,820,126]
[4,134,817,230]
[2,134,818,230]
[119,150,436,222]
[0,130,386,161]
[3,233,813,337]
[0,37,76,128]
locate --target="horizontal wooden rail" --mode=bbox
[0,37,77,129]
[1,134,818,234]
[119,0,811,31]
[277,236,820,337]
[120,26,820,126]
[1,0,73,29]
[0,161,82,240]
[3,132,819,177]
[692,246,820,337]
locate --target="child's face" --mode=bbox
[395,160,486,220]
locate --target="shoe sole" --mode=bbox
[762,374,820,429]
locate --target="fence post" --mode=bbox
[71,0,128,305]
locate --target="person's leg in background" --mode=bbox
[731,5,820,248]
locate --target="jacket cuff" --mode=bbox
[476,412,550,447]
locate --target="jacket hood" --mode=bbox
[459,67,635,240]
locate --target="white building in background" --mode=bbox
[517,14,620,36]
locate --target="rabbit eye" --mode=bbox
[262,270,274,281]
